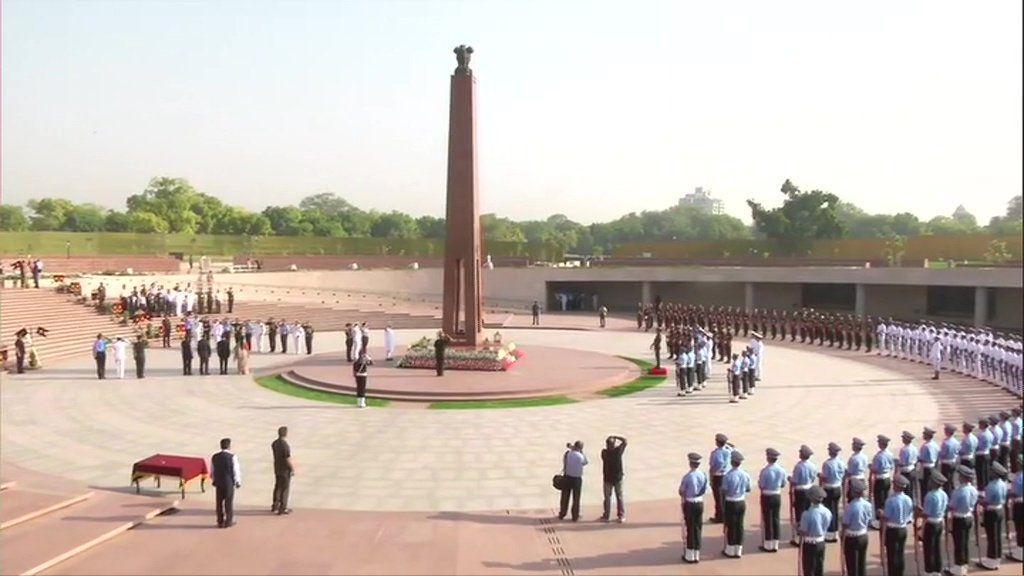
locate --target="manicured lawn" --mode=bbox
[255,375,390,407]
[597,357,667,397]
[427,396,577,410]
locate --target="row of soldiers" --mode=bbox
[166,315,314,355]
[652,324,765,403]
[875,319,1023,394]
[678,411,1023,576]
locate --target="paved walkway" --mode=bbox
[2,329,1015,515]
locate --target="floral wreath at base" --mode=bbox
[398,336,524,372]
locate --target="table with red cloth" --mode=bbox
[131,454,208,498]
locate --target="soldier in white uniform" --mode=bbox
[930,336,944,380]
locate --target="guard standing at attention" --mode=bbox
[819,442,846,542]
[790,445,818,545]
[798,485,832,576]
[709,433,733,523]
[948,465,979,576]
[181,336,193,376]
[870,434,895,530]
[132,334,147,378]
[434,331,451,377]
[978,461,1009,570]
[197,335,212,376]
[758,447,787,552]
[679,452,707,564]
[841,478,873,576]
[882,474,914,576]
[721,450,752,558]
[919,470,949,576]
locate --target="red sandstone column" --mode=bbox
[442,45,484,346]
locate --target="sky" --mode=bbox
[2,0,1021,224]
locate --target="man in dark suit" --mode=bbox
[217,334,231,375]
[14,333,27,374]
[268,319,277,353]
[211,438,242,528]
[181,336,193,375]
[197,336,212,375]
[303,323,314,355]
[271,426,294,515]
[226,287,235,313]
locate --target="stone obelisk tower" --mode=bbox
[441,45,484,346]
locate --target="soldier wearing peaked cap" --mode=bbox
[870,434,895,530]
[790,444,818,546]
[996,411,1012,470]
[920,470,949,576]
[976,418,995,489]
[948,465,979,576]
[940,424,962,497]
[1007,453,1023,563]
[882,474,914,576]
[1011,408,1022,475]
[978,461,1009,570]
[708,433,733,524]
[846,437,869,501]
[841,478,873,576]
[820,442,845,542]
[918,426,940,504]
[721,451,751,558]
[898,431,920,504]
[678,452,707,564]
[799,485,831,576]
[758,447,787,552]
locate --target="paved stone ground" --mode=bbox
[2,328,1016,514]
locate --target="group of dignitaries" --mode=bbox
[95,279,235,318]
[172,315,315,376]
[678,409,1023,576]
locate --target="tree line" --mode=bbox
[0,176,1020,255]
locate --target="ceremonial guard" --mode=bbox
[1008,455,1023,562]
[882,475,914,576]
[977,418,994,488]
[919,470,948,576]
[268,319,278,353]
[898,431,920,503]
[709,433,733,523]
[820,442,845,542]
[721,451,751,558]
[948,465,980,576]
[651,328,663,368]
[180,337,193,375]
[997,412,1012,468]
[1012,408,1023,474]
[728,353,742,403]
[790,444,818,545]
[978,462,1008,570]
[758,447,786,552]
[940,424,962,495]
[798,485,831,576]
[678,452,707,564]
[919,426,940,501]
[161,315,172,348]
[870,434,895,530]
[132,334,147,378]
[846,437,869,500]
[842,478,873,576]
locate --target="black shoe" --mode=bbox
[225,521,236,527]
[708,517,722,524]
[790,540,800,547]
[271,506,278,513]
[277,508,292,515]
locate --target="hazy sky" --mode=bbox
[2,1,1021,224]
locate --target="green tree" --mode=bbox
[890,212,923,236]
[983,239,1011,264]
[0,205,29,231]
[481,214,526,243]
[126,177,198,233]
[371,211,420,238]
[747,179,844,251]
[26,198,76,230]
[64,204,108,232]
[261,206,312,236]
[925,215,973,236]
[415,215,446,239]
[300,209,347,237]
[986,195,1023,236]
[128,211,170,233]
[103,211,131,232]
[298,192,355,216]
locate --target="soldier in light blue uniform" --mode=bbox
[1011,408,1023,474]
[758,447,787,552]
[708,433,732,524]
[846,437,869,500]
[1008,454,1023,562]
[882,474,914,576]
[870,434,895,530]
[674,347,688,396]
[979,461,1009,570]
[898,431,920,504]
[977,418,995,489]
[728,353,743,403]
[918,426,940,504]
[721,451,752,558]
[948,465,980,576]
[841,478,874,576]
[940,423,962,495]
[678,452,707,564]
[920,470,949,576]
[997,411,1012,469]
[820,442,845,542]
[960,421,979,472]
[790,444,818,546]
[799,485,832,576]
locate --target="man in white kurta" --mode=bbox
[351,324,363,358]
[291,322,304,354]
[113,337,129,379]
[384,325,397,361]
[253,320,265,353]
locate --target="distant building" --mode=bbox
[679,187,724,214]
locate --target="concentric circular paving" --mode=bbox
[0,328,1015,513]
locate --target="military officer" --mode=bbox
[841,478,874,576]
[798,485,832,576]
[881,474,914,576]
[870,434,895,530]
[978,461,1009,570]
[920,470,949,576]
[790,445,818,545]
[708,433,733,523]
[948,465,980,576]
[820,442,846,542]
[721,451,751,558]
[758,447,787,552]
[678,452,707,564]
[897,431,920,504]
[940,423,962,495]
[918,426,940,502]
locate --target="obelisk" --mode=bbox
[441,45,484,346]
